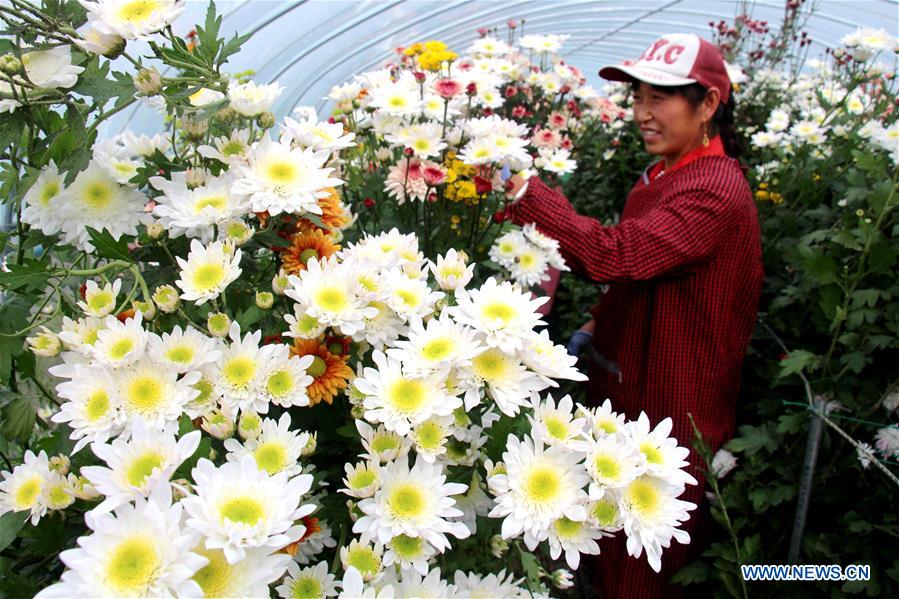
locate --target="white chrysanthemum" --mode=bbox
[78,279,121,318]
[93,138,141,185]
[57,161,149,251]
[711,448,738,478]
[380,567,453,598]
[453,570,525,599]
[277,561,338,599]
[233,135,343,216]
[367,78,422,116]
[356,350,461,436]
[21,160,65,235]
[538,148,577,175]
[356,300,407,350]
[429,249,474,292]
[286,257,377,336]
[81,421,200,514]
[147,325,221,374]
[385,122,446,158]
[508,245,551,288]
[447,471,493,536]
[223,412,309,477]
[57,315,105,354]
[175,239,243,305]
[448,277,548,354]
[228,80,284,117]
[356,420,413,464]
[625,412,697,487]
[283,305,328,340]
[152,176,250,241]
[213,323,270,415]
[73,17,124,56]
[410,415,455,463]
[488,435,589,549]
[0,47,83,110]
[258,346,314,409]
[197,128,252,165]
[383,272,444,322]
[465,347,550,415]
[294,520,338,565]
[36,486,205,598]
[339,541,385,584]
[0,450,52,525]
[51,364,124,453]
[579,433,645,500]
[283,113,357,153]
[188,87,225,106]
[581,398,628,438]
[387,313,484,376]
[489,230,528,269]
[587,490,624,531]
[519,329,586,384]
[519,34,569,53]
[468,36,513,57]
[354,457,469,551]
[458,136,501,165]
[383,533,438,576]
[183,456,315,563]
[90,313,147,367]
[874,426,899,459]
[528,394,588,449]
[118,361,200,429]
[79,0,185,40]
[546,515,604,569]
[341,460,381,499]
[192,545,291,599]
[118,132,170,157]
[619,475,696,573]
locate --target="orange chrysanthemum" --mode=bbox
[280,228,341,274]
[315,187,351,231]
[290,338,353,406]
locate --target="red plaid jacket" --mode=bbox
[507,151,764,598]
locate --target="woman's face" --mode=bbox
[631,81,718,167]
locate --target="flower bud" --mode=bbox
[207,312,231,337]
[350,404,365,419]
[68,474,100,500]
[300,432,317,457]
[27,327,61,357]
[201,411,235,439]
[489,535,509,558]
[215,106,237,123]
[185,168,207,189]
[272,269,290,295]
[0,54,22,76]
[133,67,162,96]
[170,479,194,501]
[181,113,209,142]
[551,569,574,590]
[153,284,181,313]
[146,222,165,240]
[255,291,274,309]
[238,411,262,440]
[222,219,253,246]
[256,111,276,130]
[133,299,156,321]
[49,455,70,476]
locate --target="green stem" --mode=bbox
[87,97,138,139]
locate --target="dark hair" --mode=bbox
[629,81,742,160]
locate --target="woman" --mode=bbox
[504,34,764,598]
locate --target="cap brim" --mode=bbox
[598,64,696,87]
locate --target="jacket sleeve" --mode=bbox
[505,175,743,283]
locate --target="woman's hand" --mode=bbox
[504,174,527,199]
[566,319,596,357]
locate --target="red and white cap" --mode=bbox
[599,33,732,104]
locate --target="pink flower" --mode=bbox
[434,78,462,99]
[512,105,528,119]
[384,160,428,204]
[548,111,567,129]
[560,136,573,150]
[421,162,447,186]
[531,128,562,149]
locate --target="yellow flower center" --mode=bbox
[593,454,621,480]
[421,337,453,362]
[297,314,321,334]
[413,139,430,152]
[223,356,257,388]
[395,288,420,308]
[194,195,227,213]
[640,442,664,465]
[472,348,509,381]
[265,160,298,186]
[192,548,234,598]
[625,478,661,518]
[346,546,380,576]
[191,263,226,292]
[544,415,569,440]
[108,338,135,361]
[193,379,215,405]
[371,433,398,454]
[299,248,319,264]
[387,483,426,520]
[386,378,427,414]
[48,483,70,506]
[306,355,327,378]
[349,469,376,489]
[522,464,561,505]
[87,290,114,313]
[519,252,537,268]
[388,96,407,108]
[482,301,515,325]
[85,389,111,421]
[125,376,164,413]
[254,442,287,474]
[39,181,60,206]
[266,369,293,397]
[415,420,443,450]
[15,476,42,508]
[83,182,113,209]
[593,498,618,526]
[125,452,164,487]
[292,575,323,599]
[221,140,244,157]
[165,345,194,365]
[117,0,160,23]
[596,418,618,434]
[105,536,159,594]
[391,534,423,559]
[314,286,348,312]
[554,517,582,539]
[220,496,265,525]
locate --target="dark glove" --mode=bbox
[566,330,593,357]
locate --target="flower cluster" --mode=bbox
[489,223,569,288]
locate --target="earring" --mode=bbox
[702,123,710,148]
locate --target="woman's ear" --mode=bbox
[703,87,721,122]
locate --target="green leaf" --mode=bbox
[0,111,25,155]
[1,397,36,443]
[86,227,132,262]
[0,259,50,293]
[671,560,710,585]
[73,60,135,108]
[0,512,27,552]
[778,349,820,378]
[725,424,778,456]
[796,244,838,285]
